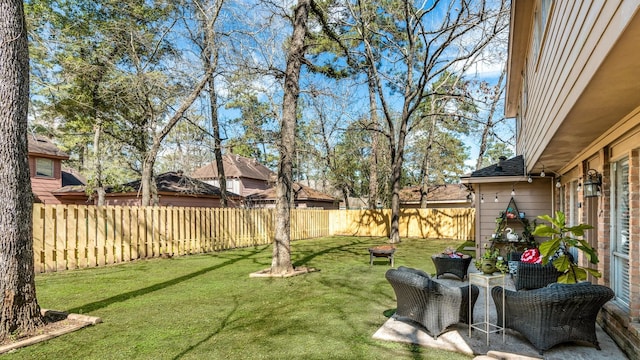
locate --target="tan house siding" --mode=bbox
[474,179,553,253]
[512,0,640,172]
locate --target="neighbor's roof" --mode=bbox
[399,184,470,204]
[54,172,241,198]
[27,135,69,159]
[111,172,240,197]
[246,183,336,202]
[62,168,86,186]
[191,154,275,182]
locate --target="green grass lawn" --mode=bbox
[11,236,473,360]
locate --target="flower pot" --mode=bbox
[480,259,497,274]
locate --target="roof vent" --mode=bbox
[496,156,507,172]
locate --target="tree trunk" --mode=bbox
[141,154,155,206]
[420,107,437,208]
[341,187,350,209]
[389,154,403,244]
[200,4,227,206]
[0,0,43,339]
[139,68,214,206]
[272,0,309,274]
[389,103,411,243]
[93,122,106,205]
[366,73,379,209]
[209,78,227,206]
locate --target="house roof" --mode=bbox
[27,135,69,159]
[191,154,275,181]
[113,172,240,197]
[469,155,525,178]
[399,184,470,204]
[54,172,241,199]
[460,155,527,184]
[62,168,86,186]
[246,183,337,203]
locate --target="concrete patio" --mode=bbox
[373,270,629,359]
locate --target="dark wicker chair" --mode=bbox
[385,266,479,339]
[492,283,614,354]
[514,261,562,290]
[431,255,472,280]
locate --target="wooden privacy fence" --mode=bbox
[31,205,472,273]
[328,208,475,240]
[32,204,330,273]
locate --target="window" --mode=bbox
[558,180,565,214]
[568,180,579,226]
[35,158,54,178]
[532,0,553,64]
[611,159,630,308]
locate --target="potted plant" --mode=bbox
[475,244,507,274]
[532,211,601,283]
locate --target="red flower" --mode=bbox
[521,248,542,264]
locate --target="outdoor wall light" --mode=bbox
[511,186,515,196]
[583,169,602,198]
[494,193,499,202]
[480,194,484,203]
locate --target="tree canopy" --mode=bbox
[26,0,512,215]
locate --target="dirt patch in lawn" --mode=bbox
[250,266,319,278]
[0,309,101,354]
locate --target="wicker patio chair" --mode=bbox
[431,255,472,280]
[385,266,479,339]
[514,261,562,290]
[491,282,614,354]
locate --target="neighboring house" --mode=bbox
[56,172,241,207]
[245,183,339,210]
[463,1,640,356]
[399,184,472,208]
[191,154,275,196]
[27,135,85,204]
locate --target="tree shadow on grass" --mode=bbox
[291,237,381,268]
[66,246,268,315]
[171,296,240,360]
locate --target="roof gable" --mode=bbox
[191,154,275,181]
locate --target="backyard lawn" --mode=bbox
[9,236,473,360]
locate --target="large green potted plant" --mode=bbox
[532,211,601,283]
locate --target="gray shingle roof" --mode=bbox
[110,172,239,197]
[470,155,524,177]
